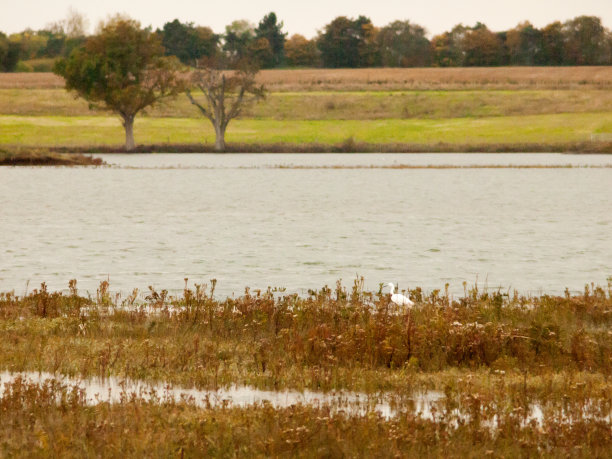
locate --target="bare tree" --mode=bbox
[47,7,90,38]
[186,65,265,152]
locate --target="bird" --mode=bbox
[385,282,415,307]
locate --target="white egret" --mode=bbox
[385,283,414,307]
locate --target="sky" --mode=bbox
[2,0,611,38]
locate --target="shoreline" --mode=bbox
[0,149,105,166]
[3,141,612,166]
[24,140,612,154]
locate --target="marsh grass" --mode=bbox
[1,279,611,390]
[0,376,610,457]
[1,377,610,457]
[1,280,611,455]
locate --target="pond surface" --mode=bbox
[0,153,611,297]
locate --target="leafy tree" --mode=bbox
[0,33,21,72]
[254,12,286,68]
[541,22,565,65]
[431,25,468,66]
[249,37,274,68]
[357,21,381,67]
[317,16,377,68]
[604,32,612,65]
[8,30,48,61]
[160,19,219,65]
[462,23,504,66]
[378,20,431,67]
[563,16,608,65]
[506,22,543,65]
[41,31,67,57]
[54,18,186,150]
[186,64,265,151]
[223,20,255,65]
[285,34,319,67]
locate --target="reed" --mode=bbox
[1,376,610,457]
[1,280,610,455]
[1,279,610,390]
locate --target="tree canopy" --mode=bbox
[254,12,286,68]
[54,17,186,150]
[285,34,319,67]
[3,13,612,71]
[160,19,219,65]
[378,21,431,67]
[0,33,20,72]
[223,20,256,66]
[317,16,378,68]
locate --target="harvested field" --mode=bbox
[0,72,64,89]
[255,67,612,91]
[3,66,612,91]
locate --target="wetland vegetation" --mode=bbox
[0,279,611,455]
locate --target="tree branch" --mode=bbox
[186,89,213,122]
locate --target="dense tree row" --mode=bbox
[2,13,612,71]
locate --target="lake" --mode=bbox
[1,153,610,297]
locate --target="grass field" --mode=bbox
[3,88,612,120]
[1,68,611,152]
[1,112,610,147]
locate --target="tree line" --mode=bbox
[2,12,612,71]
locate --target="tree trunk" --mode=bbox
[214,121,226,152]
[122,115,136,151]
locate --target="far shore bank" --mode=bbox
[2,142,612,165]
[37,140,612,154]
[0,149,105,166]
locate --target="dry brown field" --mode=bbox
[257,66,612,91]
[2,66,612,90]
[0,72,64,89]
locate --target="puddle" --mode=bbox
[0,371,441,419]
[1,371,609,426]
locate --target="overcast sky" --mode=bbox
[2,0,611,38]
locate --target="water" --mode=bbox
[1,153,611,297]
[3,372,608,425]
[0,371,438,419]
